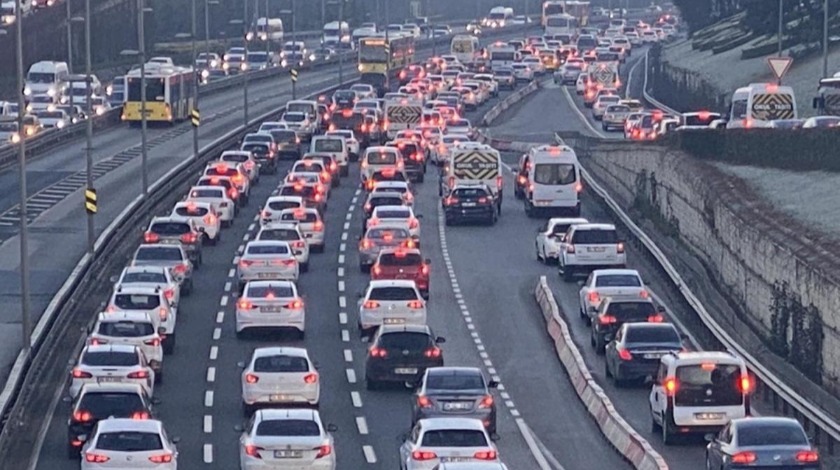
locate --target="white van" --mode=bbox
[450,35,480,65]
[310,135,349,176]
[286,100,319,129]
[323,21,350,48]
[726,82,797,129]
[24,61,70,98]
[650,351,751,445]
[524,145,582,217]
[256,17,284,42]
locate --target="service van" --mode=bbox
[24,61,70,99]
[450,35,480,65]
[309,135,349,176]
[650,351,751,445]
[286,100,320,129]
[323,21,350,49]
[487,42,520,70]
[524,145,582,217]
[726,82,797,129]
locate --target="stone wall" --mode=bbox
[582,141,840,396]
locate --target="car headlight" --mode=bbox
[309,54,316,61]
[23,87,31,96]
[10,133,20,143]
[201,69,210,79]
[223,63,230,70]
[241,63,248,71]
[281,59,288,67]
[56,120,65,128]
[210,59,218,68]
[46,88,56,97]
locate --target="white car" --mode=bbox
[35,109,70,129]
[240,346,320,413]
[69,344,156,398]
[237,240,300,287]
[325,129,360,160]
[559,223,627,282]
[236,280,305,338]
[361,146,404,182]
[358,280,426,335]
[575,73,589,95]
[239,409,336,469]
[534,217,589,263]
[81,418,178,470]
[510,63,534,82]
[219,150,261,183]
[446,118,473,137]
[281,111,316,141]
[256,222,310,271]
[261,196,305,226]
[370,181,414,206]
[592,95,621,120]
[185,185,236,227]
[278,208,325,252]
[398,418,500,470]
[367,205,421,243]
[171,201,221,245]
[112,265,181,308]
[88,311,164,381]
[473,74,499,97]
[204,160,251,201]
[522,56,545,75]
[578,268,649,323]
[106,286,177,355]
[350,83,376,99]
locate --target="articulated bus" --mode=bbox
[122,63,196,124]
[357,33,415,96]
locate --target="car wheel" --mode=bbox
[535,243,543,263]
[365,377,380,390]
[297,329,305,340]
[650,409,661,432]
[562,264,574,282]
[163,335,175,355]
[360,263,371,273]
[301,262,309,273]
[604,359,611,378]
[183,279,193,296]
[154,370,163,385]
[67,444,80,460]
[242,402,254,417]
[662,413,675,445]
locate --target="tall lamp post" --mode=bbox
[66,0,75,113]
[120,3,152,196]
[823,0,829,79]
[327,0,348,84]
[176,0,199,162]
[69,0,94,252]
[230,18,249,127]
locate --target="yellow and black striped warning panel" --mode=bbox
[386,106,422,124]
[452,151,499,180]
[290,69,299,82]
[750,93,795,121]
[85,188,97,214]
[190,108,200,127]
[825,94,840,115]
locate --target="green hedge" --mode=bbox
[669,129,840,172]
[712,32,756,54]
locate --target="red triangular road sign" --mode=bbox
[767,56,793,80]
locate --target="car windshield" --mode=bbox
[96,432,162,451]
[122,272,166,284]
[151,222,190,235]
[247,285,295,298]
[98,321,155,337]
[573,229,617,244]
[534,163,576,185]
[243,144,269,153]
[258,228,299,241]
[426,372,484,391]
[737,423,808,446]
[595,274,641,287]
[379,332,431,349]
[257,419,320,436]
[369,286,417,301]
[114,294,160,310]
[135,247,182,261]
[675,364,743,407]
[370,196,404,207]
[421,430,487,447]
[247,244,290,255]
[82,351,139,367]
[254,355,309,373]
[625,325,680,344]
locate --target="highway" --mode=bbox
[32,83,633,469]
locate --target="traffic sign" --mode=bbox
[85,188,97,214]
[767,57,793,81]
[190,108,200,127]
[290,69,298,83]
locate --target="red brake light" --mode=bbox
[739,374,752,393]
[647,314,664,323]
[420,264,430,276]
[143,232,160,243]
[303,372,318,384]
[409,218,419,229]
[598,315,617,325]
[731,452,757,464]
[144,338,161,347]
[616,242,625,254]
[131,411,151,420]
[71,368,93,379]
[424,347,442,358]
[618,347,633,361]
[369,346,388,358]
[313,221,324,231]
[238,299,254,310]
[127,370,149,379]
[228,188,238,199]
[284,299,304,310]
[663,377,678,396]
[164,288,175,301]
[239,259,254,267]
[245,373,259,384]
[796,450,819,463]
[417,396,432,408]
[360,239,374,249]
[372,264,382,276]
[444,196,458,206]
[407,300,424,309]
[474,450,497,460]
[244,444,263,458]
[412,451,437,461]
[180,233,198,244]
[566,244,576,253]
[478,395,494,408]
[73,410,93,422]
[315,444,332,459]
[84,453,110,463]
[148,453,172,463]
[363,300,380,309]
[587,291,600,304]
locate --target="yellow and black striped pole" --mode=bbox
[290,69,298,99]
[190,108,200,128]
[84,187,97,215]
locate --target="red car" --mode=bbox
[371,248,430,298]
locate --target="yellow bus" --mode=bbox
[358,33,416,96]
[122,63,196,124]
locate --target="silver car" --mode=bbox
[358,226,414,271]
[602,104,631,131]
[411,367,500,435]
[592,95,621,120]
[130,244,194,294]
[555,63,583,85]
[237,240,299,289]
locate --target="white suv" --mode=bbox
[649,351,751,445]
[534,217,589,263]
[559,223,626,281]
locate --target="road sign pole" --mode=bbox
[290,68,298,99]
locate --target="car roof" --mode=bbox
[730,416,804,429]
[548,217,588,225]
[257,408,319,421]
[80,382,145,395]
[571,223,616,231]
[151,215,191,224]
[260,222,300,230]
[252,346,309,359]
[591,268,641,277]
[83,343,138,354]
[122,266,167,275]
[95,418,163,433]
[174,200,212,208]
[378,323,432,335]
[418,417,488,431]
[246,239,292,248]
[245,280,296,290]
[114,285,160,294]
[266,195,304,203]
[190,185,225,193]
[667,351,742,364]
[97,311,154,323]
[373,205,410,212]
[368,279,417,288]
[426,366,482,377]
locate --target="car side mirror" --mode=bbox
[357,291,364,298]
[237,361,246,368]
[398,432,408,443]
[62,395,73,404]
[425,258,431,265]
[657,305,666,314]
[679,333,690,343]
[109,275,118,284]
[416,214,423,219]
[157,327,166,336]
[488,380,499,389]
[151,397,162,405]
[326,423,338,432]
[435,336,446,344]
[171,436,181,444]
[703,433,715,443]
[312,361,321,370]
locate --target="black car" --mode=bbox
[66,383,157,459]
[393,140,426,182]
[412,367,499,434]
[362,192,406,230]
[443,184,497,226]
[241,142,278,174]
[605,322,683,386]
[365,168,409,191]
[365,324,445,389]
[331,109,368,145]
[591,298,665,353]
[331,90,357,111]
[310,47,335,62]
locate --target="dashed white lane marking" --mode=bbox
[344,349,353,362]
[351,391,363,408]
[339,242,346,252]
[204,415,213,433]
[216,311,224,324]
[228,268,236,277]
[345,213,353,221]
[341,330,350,342]
[209,346,218,360]
[338,280,345,292]
[337,267,345,277]
[339,312,348,324]
[242,234,249,241]
[203,444,213,463]
[232,256,240,265]
[248,223,255,231]
[220,295,228,307]
[341,232,348,241]
[224,282,231,292]
[252,214,259,222]
[338,296,347,308]
[343,221,351,230]
[362,445,377,463]
[205,390,214,407]
[206,367,216,382]
[213,327,221,340]
[338,254,345,264]
[346,368,357,383]
[356,416,369,435]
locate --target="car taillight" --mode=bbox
[598,315,617,324]
[159,307,168,321]
[566,244,576,253]
[647,314,664,323]
[420,264,430,276]
[173,263,189,275]
[575,182,583,193]
[320,171,330,181]
[315,444,332,459]
[360,239,373,249]
[409,218,419,229]
[292,240,305,248]
[618,347,633,361]
[478,395,494,408]
[363,300,380,309]
[496,175,503,190]
[127,370,150,379]
[365,180,375,190]
[143,232,160,243]
[261,210,272,219]
[408,300,424,309]
[587,291,600,304]
[228,188,238,199]
[617,242,625,254]
[285,299,304,309]
[148,453,172,463]
[417,395,432,408]
[444,196,458,206]
[71,368,93,379]
[663,377,678,396]
[639,290,649,299]
[245,373,259,384]
[131,411,150,420]
[239,259,254,267]
[369,346,387,358]
[412,451,437,461]
[300,372,318,384]
[474,450,497,460]
[73,410,93,422]
[238,299,254,310]
[372,264,382,276]
[424,347,442,358]
[244,444,263,458]
[796,450,819,463]
[731,451,757,464]
[84,453,110,463]
[203,214,217,225]
[163,288,175,301]
[144,338,161,347]
[739,373,752,393]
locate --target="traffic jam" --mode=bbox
[55,16,823,470]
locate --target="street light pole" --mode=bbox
[264,0,269,56]
[777,0,783,57]
[84,0,94,252]
[823,0,829,79]
[191,0,199,161]
[66,0,73,73]
[139,0,148,195]
[14,0,31,354]
[338,0,344,84]
[243,0,250,127]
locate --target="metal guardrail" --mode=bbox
[640,50,679,115]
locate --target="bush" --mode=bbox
[740,41,783,59]
[712,32,756,54]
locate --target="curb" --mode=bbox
[534,276,669,470]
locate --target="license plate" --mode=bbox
[273,450,302,458]
[441,457,471,462]
[394,368,418,374]
[695,412,725,420]
[383,318,405,324]
[160,239,179,245]
[461,202,476,207]
[644,353,663,359]
[261,306,283,313]
[587,247,606,252]
[443,402,471,411]
[97,377,121,383]
[257,273,275,279]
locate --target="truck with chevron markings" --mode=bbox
[384,95,423,139]
[439,142,503,212]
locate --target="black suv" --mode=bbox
[393,140,426,182]
[443,184,498,226]
[365,324,445,389]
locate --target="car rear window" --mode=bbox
[122,272,167,284]
[373,171,406,182]
[674,364,743,407]
[99,321,155,337]
[79,393,145,419]
[247,244,289,255]
[258,228,300,241]
[257,420,320,437]
[280,212,318,223]
[453,187,489,198]
[369,287,418,301]
[376,209,410,219]
[247,285,295,298]
[242,144,270,153]
[134,247,183,261]
[367,152,397,165]
[221,154,248,163]
[206,167,239,177]
[96,431,162,451]
[573,229,617,244]
[150,222,190,235]
[595,274,641,287]
[605,301,655,319]
[253,355,309,373]
[190,189,224,199]
[624,325,680,344]
[268,200,302,211]
[379,332,431,349]
[426,373,484,391]
[368,228,410,240]
[279,185,315,197]
[737,424,807,446]
[174,206,210,217]
[380,253,422,266]
[82,351,139,367]
[114,294,160,310]
[370,196,404,208]
[421,430,487,447]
